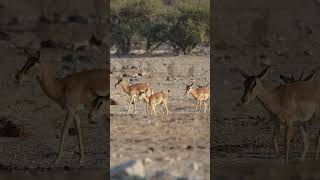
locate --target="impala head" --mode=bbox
[185,83,194,95]
[240,66,271,105]
[115,79,123,88]
[138,91,147,101]
[15,49,41,83]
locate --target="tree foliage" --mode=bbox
[111,0,209,55]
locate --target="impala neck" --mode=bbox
[37,63,63,107]
[120,82,130,94]
[142,95,150,104]
[189,89,198,98]
[256,85,280,115]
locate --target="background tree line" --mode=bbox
[111,0,209,55]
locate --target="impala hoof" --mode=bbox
[79,157,85,164]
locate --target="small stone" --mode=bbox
[185,145,193,150]
[64,166,71,171]
[143,158,152,164]
[304,50,312,56]
[192,162,199,171]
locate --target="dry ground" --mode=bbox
[110,55,210,179]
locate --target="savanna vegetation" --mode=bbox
[111,0,209,55]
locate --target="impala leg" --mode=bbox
[127,97,133,113]
[55,109,74,164]
[164,103,169,115]
[316,130,320,160]
[152,105,157,116]
[300,123,309,161]
[160,103,168,116]
[203,102,207,113]
[272,120,280,156]
[133,98,137,114]
[195,100,199,111]
[74,114,85,163]
[285,122,293,163]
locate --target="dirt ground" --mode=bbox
[110,55,210,179]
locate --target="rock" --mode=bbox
[0,31,10,41]
[75,45,87,52]
[304,50,312,56]
[38,15,51,24]
[192,162,199,171]
[68,15,88,24]
[40,40,58,48]
[110,99,118,105]
[64,166,71,171]
[78,55,90,62]
[143,158,152,164]
[0,120,29,137]
[89,35,102,46]
[62,54,76,64]
[185,145,193,150]
[111,160,146,179]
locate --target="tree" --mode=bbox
[167,1,209,54]
[111,0,155,54]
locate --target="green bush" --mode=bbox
[111,0,209,55]
[111,0,159,54]
[167,1,209,54]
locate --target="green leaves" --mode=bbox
[111,0,209,55]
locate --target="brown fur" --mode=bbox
[115,79,152,114]
[240,66,320,163]
[138,90,169,116]
[185,84,210,113]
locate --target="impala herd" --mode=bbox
[15,47,320,163]
[17,48,320,165]
[14,48,210,165]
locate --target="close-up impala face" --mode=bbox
[185,84,193,95]
[240,66,270,105]
[114,79,123,88]
[15,50,41,83]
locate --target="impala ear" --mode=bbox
[303,71,315,81]
[280,74,292,83]
[24,49,33,57]
[257,65,271,79]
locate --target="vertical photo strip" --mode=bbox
[0,0,109,179]
[213,0,320,179]
[110,0,210,179]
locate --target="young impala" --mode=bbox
[138,90,169,116]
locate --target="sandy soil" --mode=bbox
[110,55,210,179]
